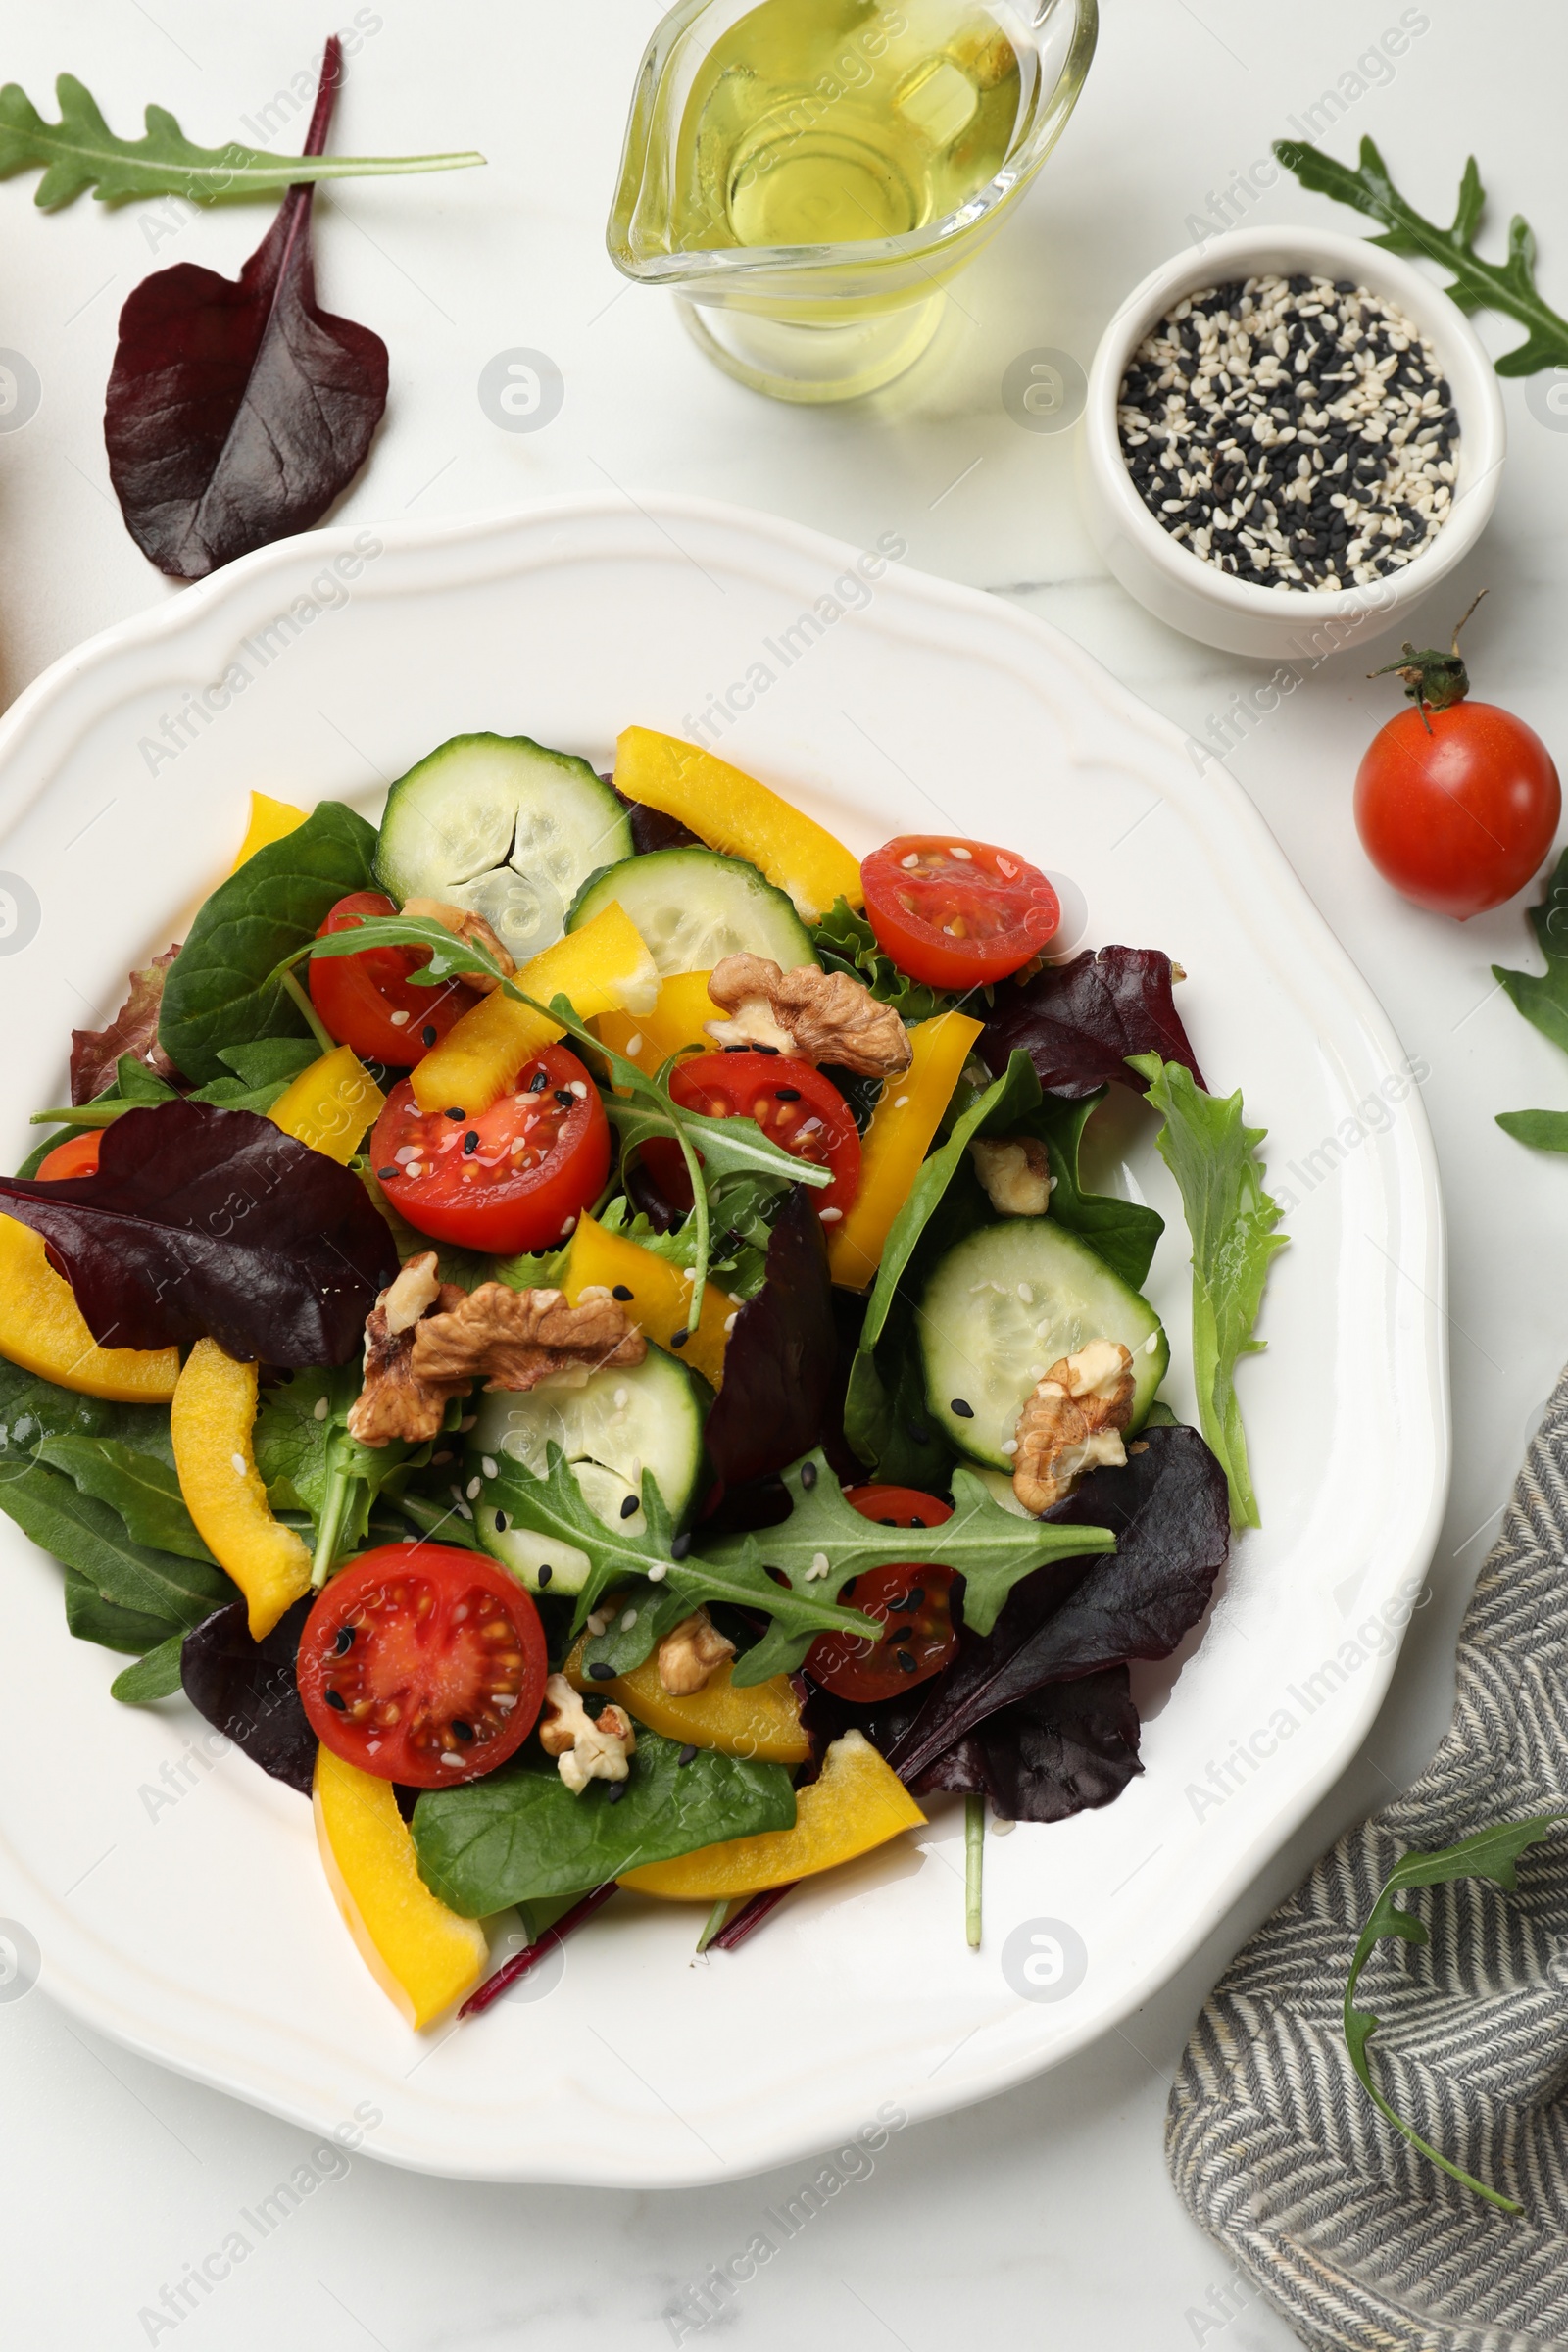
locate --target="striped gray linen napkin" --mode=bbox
[1165,1379,1568,2351]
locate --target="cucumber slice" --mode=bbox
[918,1221,1168,1470]
[467,1348,707,1594]
[373,733,631,966]
[568,846,816,977]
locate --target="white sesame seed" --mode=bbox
[893,1095,910,1108]
[901,853,919,868]
[389,1009,410,1027]
[948,845,972,859]
[1001,1439,1018,1454]
[313,1396,330,1420]
[625,1034,644,1057]
[648,1563,667,1582]
[230,1451,247,1476]
[466,1476,482,1500]
[613,1387,628,1407]
[439,1751,466,1766]
[481,1455,498,1480]
[1017,1283,1033,1304]
[818,1206,843,1222]
[807,1551,830,1582]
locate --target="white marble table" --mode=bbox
[3,2,1563,2342]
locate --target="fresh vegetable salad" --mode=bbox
[0,725,1278,2028]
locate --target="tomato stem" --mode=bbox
[965,1791,984,1949]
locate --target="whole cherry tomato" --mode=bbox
[1354,601,1561,919]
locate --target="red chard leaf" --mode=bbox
[886,1426,1229,1784]
[181,1595,316,1796]
[0,1100,397,1365]
[104,37,388,581]
[704,1186,838,1487]
[908,1671,1143,1824]
[980,947,1205,1099]
[71,944,182,1103]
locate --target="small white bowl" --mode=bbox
[1076,224,1505,660]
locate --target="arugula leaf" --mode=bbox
[0,74,483,210]
[411,1726,797,1914]
[0,1357,177,1464]
[253,1364,414,1583]
[812,898,959,1024]
[1130,1056,1286,1529]
[35,1435,213,1562]
[160,800,378,1084]
[1494,850,1568,1143]
[110,1635,185,1704]
[0,1455,236,1627]
[491,1445,876,1662]
[1497,1109,1568,1152]
[1275,135,1568,376]
[1345,1815,1566,2211]
[708,1448,1115,1686]
[1023,1091,1164,1291]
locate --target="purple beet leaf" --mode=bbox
[886,1425,1229,1785]
[181,1595,316,1795]
[979,947,1204,1100]
[0,1099,397,1366]
[704,1186,838,1488]
[908,1669,1143,1824]
[104,36,388,580]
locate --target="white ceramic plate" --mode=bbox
[0,496,1446,2184]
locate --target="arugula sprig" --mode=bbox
[1494,847,1568,1152]
[0,74,484,209]
[277,913,825,1335]
[709,1448,1116,1685]
[1345,1815,1566,2212]
[1274,135,1568,375]
[486,1445,881,1667]
[253,1362,422,1586]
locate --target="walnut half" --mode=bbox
[1011,1340,1135,1514]
[347,1253,472,1446]
[400,898,516,995]
[656,1607,736,1695]
[704,954,912,1078]
[537,1675,636,1794]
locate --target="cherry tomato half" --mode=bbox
[1353,703,1561,919]
[639,1052,861,1224]
[309,890,473,1064]
[37,1130,103,1181]
[805,1484,957,1702]
[369,1042,610,1255]
[861,836,1060,991]
[298,1542,547,1786]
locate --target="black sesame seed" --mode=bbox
[677,1743,698,1767]
[619,1495,639,1520]
[902,1589,925,1610]
[799,1460,817,1489]
[612,1283,634,1301]
[775,1087,802,1102]
[669,1327,689,1348]
[464,1130,479,1154]
[607,1781,625,1802]
[879,1516,896,1526]
[421,1024,438,1048]
[324,1688,347,1711]
[950,1399,974,1419]
[896,1650,917,1673]
[376,1166,399,1180]
[753,1043,780,1056]
[909,1516,925,1530]
[671,1533,692,1560]
[446,1107,466,1121]
[554,1088,576,1108]
[537,1563,553,1586]
[495,1511,507,1533]
[889,1625,914,1644]
[528,1070,549,1092]
[451,1719,474,1741]
[587,1662,614,1681]
[334,1626,355,1655]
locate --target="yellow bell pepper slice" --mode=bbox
[564,1210,738,1389]
[614,727,861,924]
[0,1215,179,1402]
[827,1009,985,1291]
[411,902,659,1117]
[620,1730,925,1899]
[596,970,723,1083]
[314,1747,488,2028]
[172,1340,312,1639]
[228,791,307,873]
[268,1043,385,1166]
[564,1636,808,1764]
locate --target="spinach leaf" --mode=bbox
[709,1447,1114,1687]
[812,897,959,1024]
[111,1636,185,1704]
[1497,1109,1568,1152]
[1021,1091,1164,1291]
[1344,1815,1566,2212]
[1129,1056,1287,1529]
[253,1364,414,1580]
[0,1455,237,1627]
[62,1565,179,1655]
[0,1358,176,1464]
[411,1727,797,1914]
[158,799,377,1083]
[842,1341,957,1491]
[35,1435,213,1561]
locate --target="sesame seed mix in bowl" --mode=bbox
[1117,273,1458,592]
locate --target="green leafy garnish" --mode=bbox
[1021,1090,1164,1292]
[1129,1056,1286,1529]
[1494,849,1568,1147]
[253,1364,417,1586]
[411,1727,796,1915]
[1274,135,1568,375]
[0,1455,237,1643]
[1345,1815,1565,2212]
[110,1635,185,1706]
[708,1448,1115,1680]
[33,1435,212,1562]
[0,74,484,210]
[812,898,960,1024]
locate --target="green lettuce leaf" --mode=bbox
[811,897,959,1024]
[411,1727,797,1914]
[1129,1055,1286,1528]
